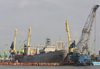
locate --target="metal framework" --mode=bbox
[76,5,99,54]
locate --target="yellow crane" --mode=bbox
[27,27,31,47]
[25,27,35,54]
[24,27,31,53]
[65,20,73,53]
[10,28,17,56]
[65,20,77,53]
[10,28,17,53]
[65,20,72,47]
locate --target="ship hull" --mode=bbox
[17,50,68,63]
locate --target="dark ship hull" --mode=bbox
[17,50,68,63]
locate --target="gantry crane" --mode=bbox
[76,5,99,55]
[10,28,17,57]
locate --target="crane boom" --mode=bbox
[24,27,31,54]
[89,40,95,55]
[10,28,17,55]
[26,27,35,55]
[65,20,72,47]
[66,20,74,53]
[76,5,99,54]
[4,44,8,59]
[17,40,21,51]
[0,52,3,58]
[14,28,17,51]
[27,27,31,47]
[4,44,7,52]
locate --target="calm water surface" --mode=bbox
[0,66,100,69]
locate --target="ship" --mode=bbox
[11,27,68,63]
[16,38,68,63]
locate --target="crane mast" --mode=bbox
[27,27,31,47]
[26,27,35,55]
[24,27,31,54]
[76,5,99,54]
[14,29,17,51]
[65,20,72,47]
[10,28,17,54]
[65,20,73,52]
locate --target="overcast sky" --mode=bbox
[0,0,100,55]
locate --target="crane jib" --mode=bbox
[76,5,99,55]
[93,5,99,12]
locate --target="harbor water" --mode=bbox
[0,66,100,69]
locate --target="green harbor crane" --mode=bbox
[0,52,3,58]
[89,40,95,55]
[19,40,27,54]
[15,40,21,54]
[3,44,8,60]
